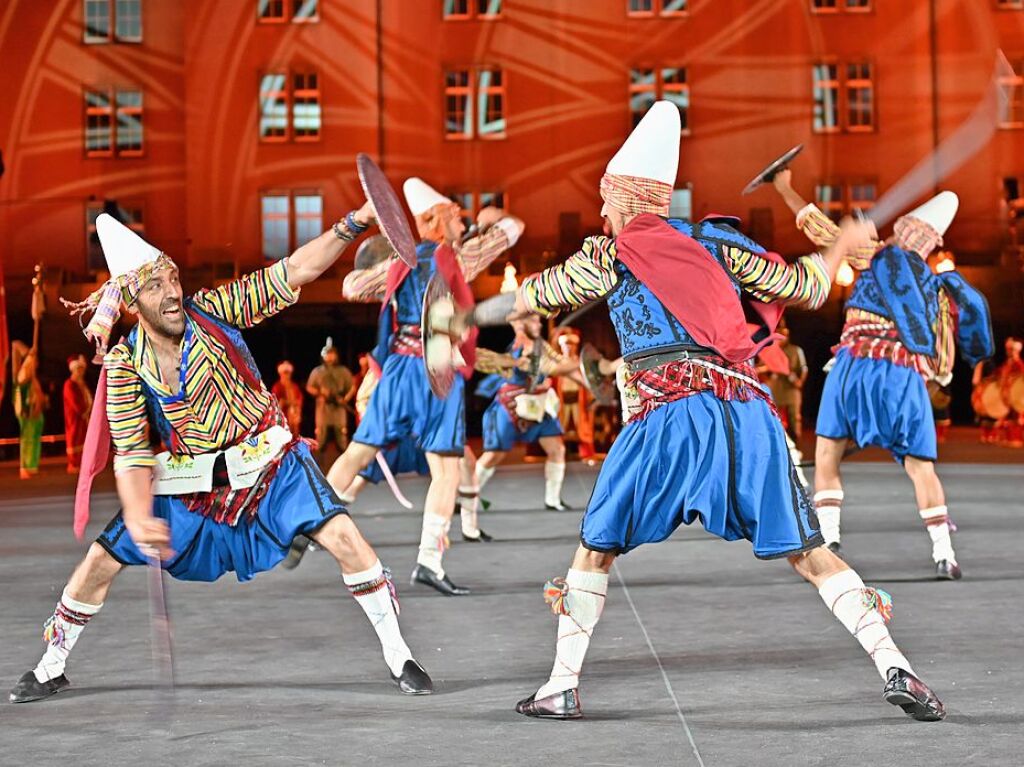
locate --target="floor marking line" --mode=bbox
[613,562,706,767]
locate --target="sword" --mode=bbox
[374,452,414,510]
[142,546,174,727]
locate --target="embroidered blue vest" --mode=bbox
[608,218,763,360]
[845,245,993,365]
[372,241,439,365]
[124,300,263,450]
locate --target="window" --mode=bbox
[845,62,874,131]
[811,0,871,11]
[292,72,321,140]
[999,59,1024,129]
[815,183,845,222]
[627,0,687,14]
[444,0,502,17]
[669,185,692,219]
[85,90,113,156]
[448,190,507,227]
[630,67,689,131]
[261,194,291,260]
[87,201,144,270]
[812,64,840,132]
[294,193,323,246]
[115,90,144,155]
[258,0,318,23]
[261,192,323,259]
[85,88,143,157]
[477,68,506,138]
[849,182,877,212]
[444,68,505,140]
[813,61,873,133]
[83,0,142,43]
[259,71,319,142]
[815,181,876,221]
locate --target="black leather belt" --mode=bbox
[627,347,717,372]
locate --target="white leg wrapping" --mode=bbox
[818,569,913,680]
[536,569,608,698]
[544,461,566,507]
[459,485,481,537]
[33,588,102,683]
[920,505,956,564]
[814,489,844,545]
[475,463,496,491]
[416,512,448,577]
[344,560,413,677]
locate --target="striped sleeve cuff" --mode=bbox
[113,450,156,474]
[492,217,522,248]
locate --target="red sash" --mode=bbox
[614,214,783,363]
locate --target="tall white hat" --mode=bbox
[605,100,680,185]
[905,191,959,236]
[321,336,335,357]
[403,178,451,217]
[95,213,162,278]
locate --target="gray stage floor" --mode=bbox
[1,461,1022,767]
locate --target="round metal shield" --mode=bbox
[972,379,1010,419]
[579,343,617,407]
[354,234,396,270]
[421,271,457,399]
[356,153,417,268]
[741,144,804,196]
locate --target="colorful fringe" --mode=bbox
[544,578,570,616]
[42,600,93,649]
[347,566,401,616]
[862,587,894,623]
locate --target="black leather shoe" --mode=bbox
[410,565,471,596]
[515,688,582,720]
[281,535,311,570]
[391,660,433,695]
[9,670,70,704]
[461,529,493,543]
[544,500,573,511]
[883,668,946,721]
[936,560,962,580]
[827,541,842,555]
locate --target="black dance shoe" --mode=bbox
[281,535,311,570]
[461,529,493,543]
[9,670,70,704]
[545,500,573,511]
[410,565,471,596]
[515,688,583,720]
[883,668,946,721]
[391,660,433,695]
[935,560,962,580]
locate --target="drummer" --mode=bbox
[996,337,1024,447]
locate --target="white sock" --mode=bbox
[814,489,843,545]
[33,588,102,683]
[818,569,913,680]
[416,512,448,577]
[544,461,566,507]
[475,463,496,491]
[536,569,608,698]
[339,492,355,504]
[344,560,413,677]
[459,485,481,537]
[920,505,956,563]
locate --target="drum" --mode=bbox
[1007,374,1024,414]
[972,379,1010,420]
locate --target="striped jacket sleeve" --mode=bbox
[104,344,155,473]
[795,204,877,270]
[723,246,831,311]
[456,218,520,282]
[342,258,390,302]
[191,258,299,328]
[520,236,619,317]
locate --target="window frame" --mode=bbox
[291,71,322,142]
[999,58,1024,129]
[257,0,288,23]
[844,60,875,133]
[259,72,292,142]
[815,182,845,222]
[84,87,115,157]
[260,192,293,261]
[291,0,320,23]
[114,0,144,42]
[629,66,688,133]
[84,0,112,43]
[626,0,656,17]
[477,66,507,140]
[114,88,145,157]
[812,62,841,134]
[444,69,475,140]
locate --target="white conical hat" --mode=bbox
[905,191,959,236]
[605,101,680,185]
[95,213,162,278]
[403,178,450,216]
